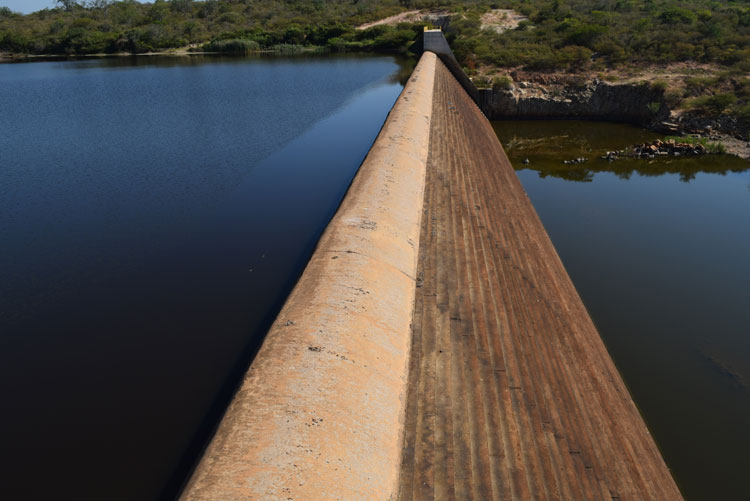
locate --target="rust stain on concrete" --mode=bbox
[181,52,438,500]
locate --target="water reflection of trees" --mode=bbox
[515,157,750,183]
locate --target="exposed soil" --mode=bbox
[356,10,423,30]
[479,9,527,33]
[356,9,453,30]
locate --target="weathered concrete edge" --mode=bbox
[180,52,437,500]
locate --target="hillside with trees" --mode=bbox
[1,0,748,135]
[0,0,434,54]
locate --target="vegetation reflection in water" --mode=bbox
[494,119,750,500]
[494,120,749,183]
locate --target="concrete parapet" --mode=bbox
[180,52,437,500]
[415,29,480,105]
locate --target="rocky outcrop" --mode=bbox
[632,139,710,157]
[479,74,668,125]
[670,112,749,141]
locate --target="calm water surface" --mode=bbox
[494,120,750,500]
[0,54,408,500]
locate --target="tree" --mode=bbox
[170,0,193,14]
[86,0,112,9]
[55,0,79,11]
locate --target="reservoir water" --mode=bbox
[494,120,750,500]
[0,54,407,500]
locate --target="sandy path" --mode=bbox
[357,10,422,30]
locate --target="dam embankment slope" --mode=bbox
[181,52,437,500]
[182,46,682,500]
[398,56,682,500]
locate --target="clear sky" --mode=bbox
[2,1,58,13]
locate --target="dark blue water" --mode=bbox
[494,120,750,500]
[0,54,407,500]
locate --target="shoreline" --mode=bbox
[709,133,750,159]
[0,48,313,62]
[0,44,408,63]
[3,49,745,159]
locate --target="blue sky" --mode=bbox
[2,1,58,13]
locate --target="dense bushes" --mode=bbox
[203,38,259,54]
[4,0,748,72]
[0,0,421,55]
[688,93,738,114]
[444,0,750,74]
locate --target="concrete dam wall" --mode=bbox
[181,37,682,500]
[181,52,437,501]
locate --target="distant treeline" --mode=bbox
[4,0,749,71]
[2,0,749,123]
[0,0,448,55]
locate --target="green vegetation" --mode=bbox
[492,74,513,90]
[663,135,727,153]
[203,38,258,54]
[3,0,749,70]
[0,0,437,55]
[446,0,750,72]
[687,93,738,113]
[439,0,750,125]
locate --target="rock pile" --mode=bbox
[601,150,627,161]
[562,157,588,164]
[632,139,707,158]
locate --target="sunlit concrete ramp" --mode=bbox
[181,46,682,499]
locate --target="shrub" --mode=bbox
[688,93,738,113]
[684,76,719,97]
[492,75,513,90]
[650,80,668,92]
[659,8,697,25]
[371,28,414,51]
[564,25,608,49]
[204,38,259,54]
[647,101,662,114]
[733,104,750,129]
[473,75,491,88]
[664,136,725,153]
